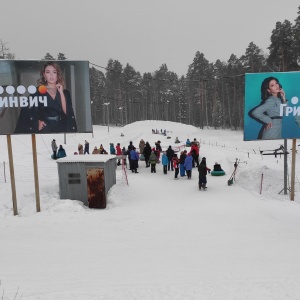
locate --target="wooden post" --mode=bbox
[31,134,41,212]
[260,173,263,195]
[6,135,18,215]
[290,139,296,201]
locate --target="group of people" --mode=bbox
[77,140,90,155]
[51,139,66,159]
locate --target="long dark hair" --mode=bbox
[261,76,280,101]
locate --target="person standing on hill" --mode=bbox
[166,145,174,171]
[190,141,199,168]
[116,143,122,166]
[161,152,169,174]
[198,157,211,190]
[184,153,193,179]
[51,139,58,159]
[139,139,145,155]
[130,146,139,173]
[127,141,134,170]
[84,140,90,154]
[155,140,162,163]
[143,142,152,168]
[179,150,187,177]
[78,143,83,154]
[172,153,180,179]
[149,149,157,173]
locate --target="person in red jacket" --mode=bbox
[116,143,122,166]
[190,141,200,168]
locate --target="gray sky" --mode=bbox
[1,0,299,76]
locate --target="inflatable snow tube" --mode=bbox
[211,170,225,176]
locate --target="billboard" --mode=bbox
[0,60,92,135]
[244,72,300,141]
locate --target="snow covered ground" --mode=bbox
[1,120,300,300]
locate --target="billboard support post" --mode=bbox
[31,134,41,212]
[284,139,288,195]
[6,135,18,215]
[290,139,296,201]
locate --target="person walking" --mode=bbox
[51,139,58,159]
[184,153,193,179]
[166,145,174,171]
[84,140,90,154]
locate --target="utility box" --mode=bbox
[56,155,116,208]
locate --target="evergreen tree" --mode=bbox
[240,42,266,73]
[42,53,55,60]
[292,5,300,68]
[57,53,67,60]
[267,20,294,71]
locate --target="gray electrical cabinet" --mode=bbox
[56,155,116,208]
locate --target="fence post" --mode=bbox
[260,173,263,195]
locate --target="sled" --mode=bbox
[211,170,225,176]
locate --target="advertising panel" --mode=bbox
[0,60,92,135]
[244,72,300,141]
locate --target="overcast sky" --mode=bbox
[1,0,299,76]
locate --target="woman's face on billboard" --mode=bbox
[267,79,280,96]
[44,65,58,84]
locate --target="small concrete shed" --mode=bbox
[56,155,116,208]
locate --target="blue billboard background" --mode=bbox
[244,72,300,141]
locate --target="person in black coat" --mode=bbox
[198,157,211,190]
[143,142,152,168]
[127,141,134,170]
[166,145,175,171]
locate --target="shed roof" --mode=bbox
[56,154,116,163]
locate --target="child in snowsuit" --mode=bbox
[172,153,180,179]
[161,152,169,174]
[149,150,157,173]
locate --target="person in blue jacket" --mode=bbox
[57,145,66,158]
[184,153,193,179]
[130,147,139,173]
[110,143,116,154]
[161,152,169,174]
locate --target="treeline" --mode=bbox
[90,6,300,129]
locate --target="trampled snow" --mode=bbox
[1,120,300,299]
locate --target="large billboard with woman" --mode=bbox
[244,72,300,141]
[0,60,92,135]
